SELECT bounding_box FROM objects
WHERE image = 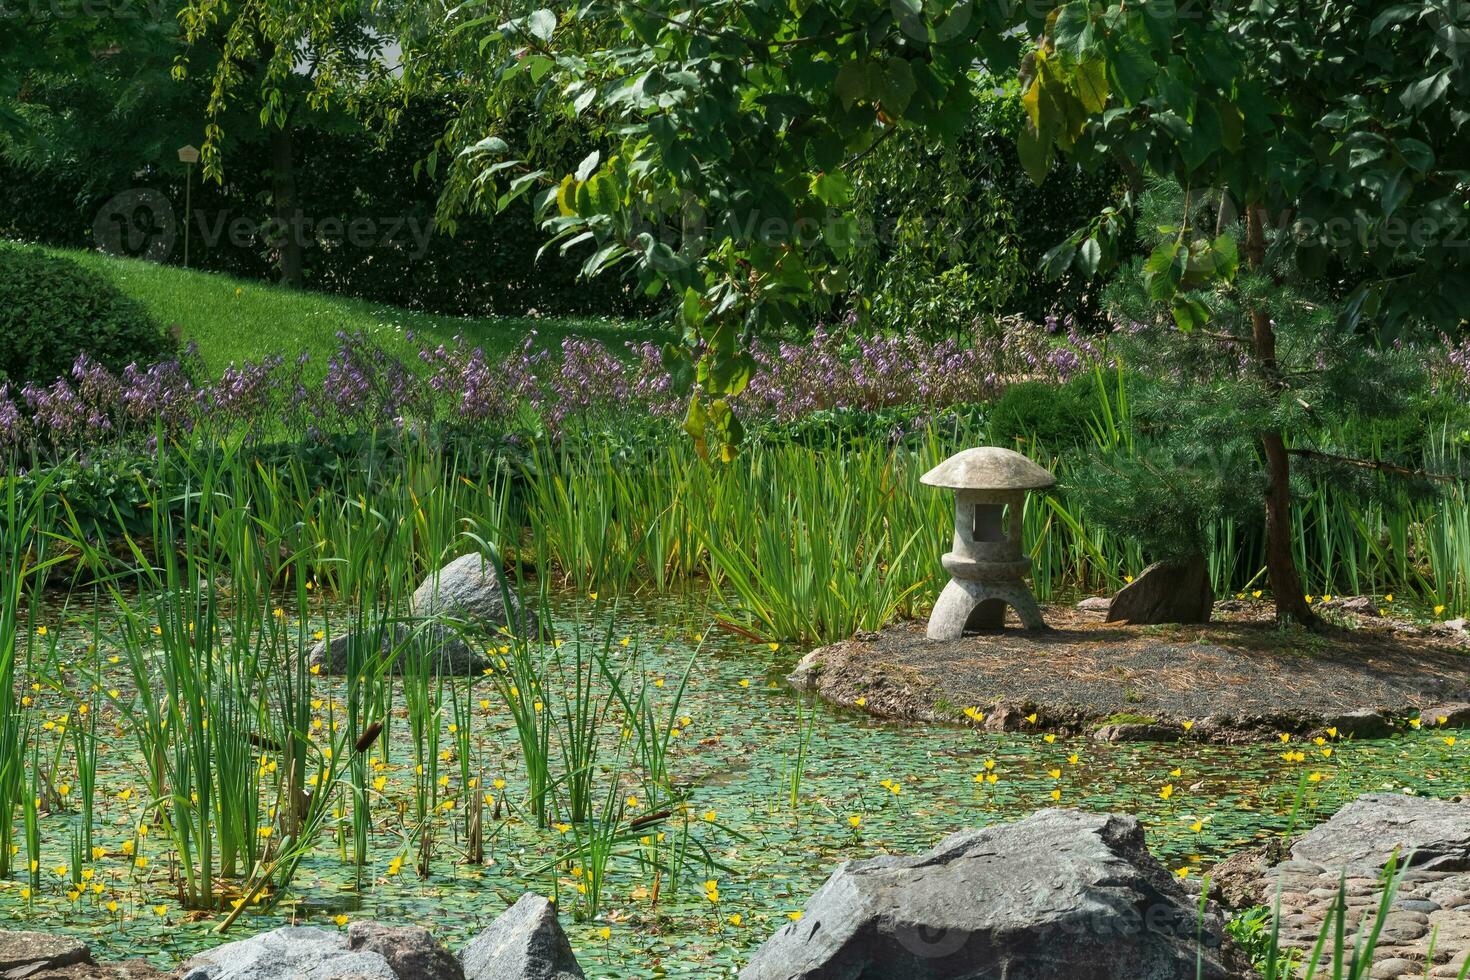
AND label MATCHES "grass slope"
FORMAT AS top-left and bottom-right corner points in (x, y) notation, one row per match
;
(25, 244), (658, 378)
